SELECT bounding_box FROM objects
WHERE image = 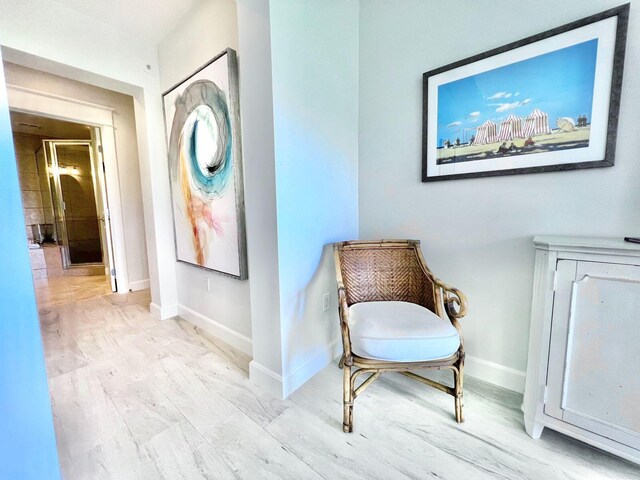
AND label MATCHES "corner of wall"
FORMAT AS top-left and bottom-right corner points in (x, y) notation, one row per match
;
(237, 0), (284, 383)
(266, 0), (360, 397)
(282, 338), (342, 397)
(249, 338), (342, 399)
(150, 301), (178, 321)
